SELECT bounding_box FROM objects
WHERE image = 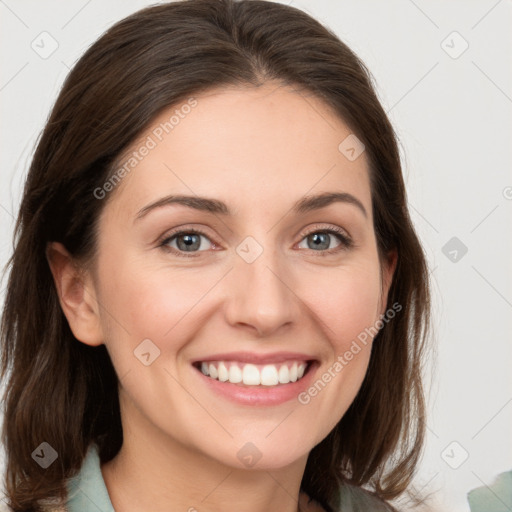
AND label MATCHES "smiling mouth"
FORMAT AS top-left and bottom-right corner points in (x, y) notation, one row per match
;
(193, 360), (313, 387)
